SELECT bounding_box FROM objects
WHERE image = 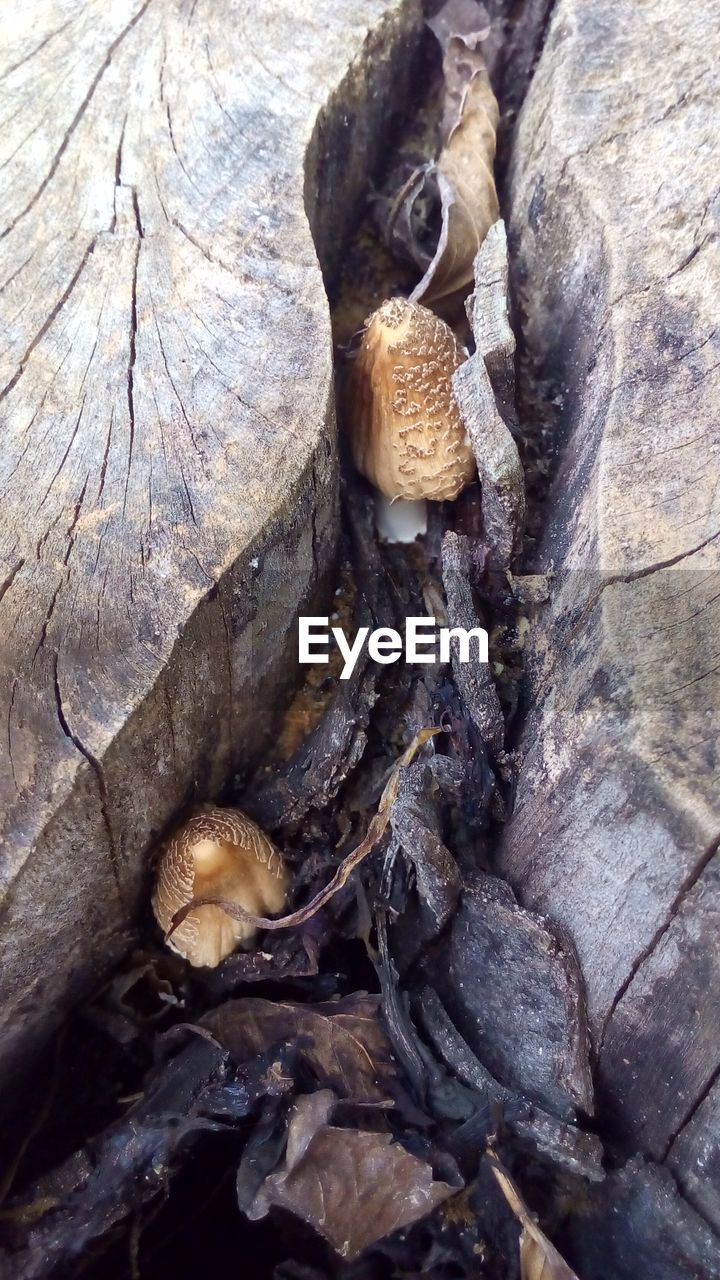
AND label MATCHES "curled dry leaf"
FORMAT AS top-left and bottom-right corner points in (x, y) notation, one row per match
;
(203, 994), (399, 1105)
(411, 37), (499, 312)
(487, 1148), (581, 1280)
(248, 1090), (457, 1259)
